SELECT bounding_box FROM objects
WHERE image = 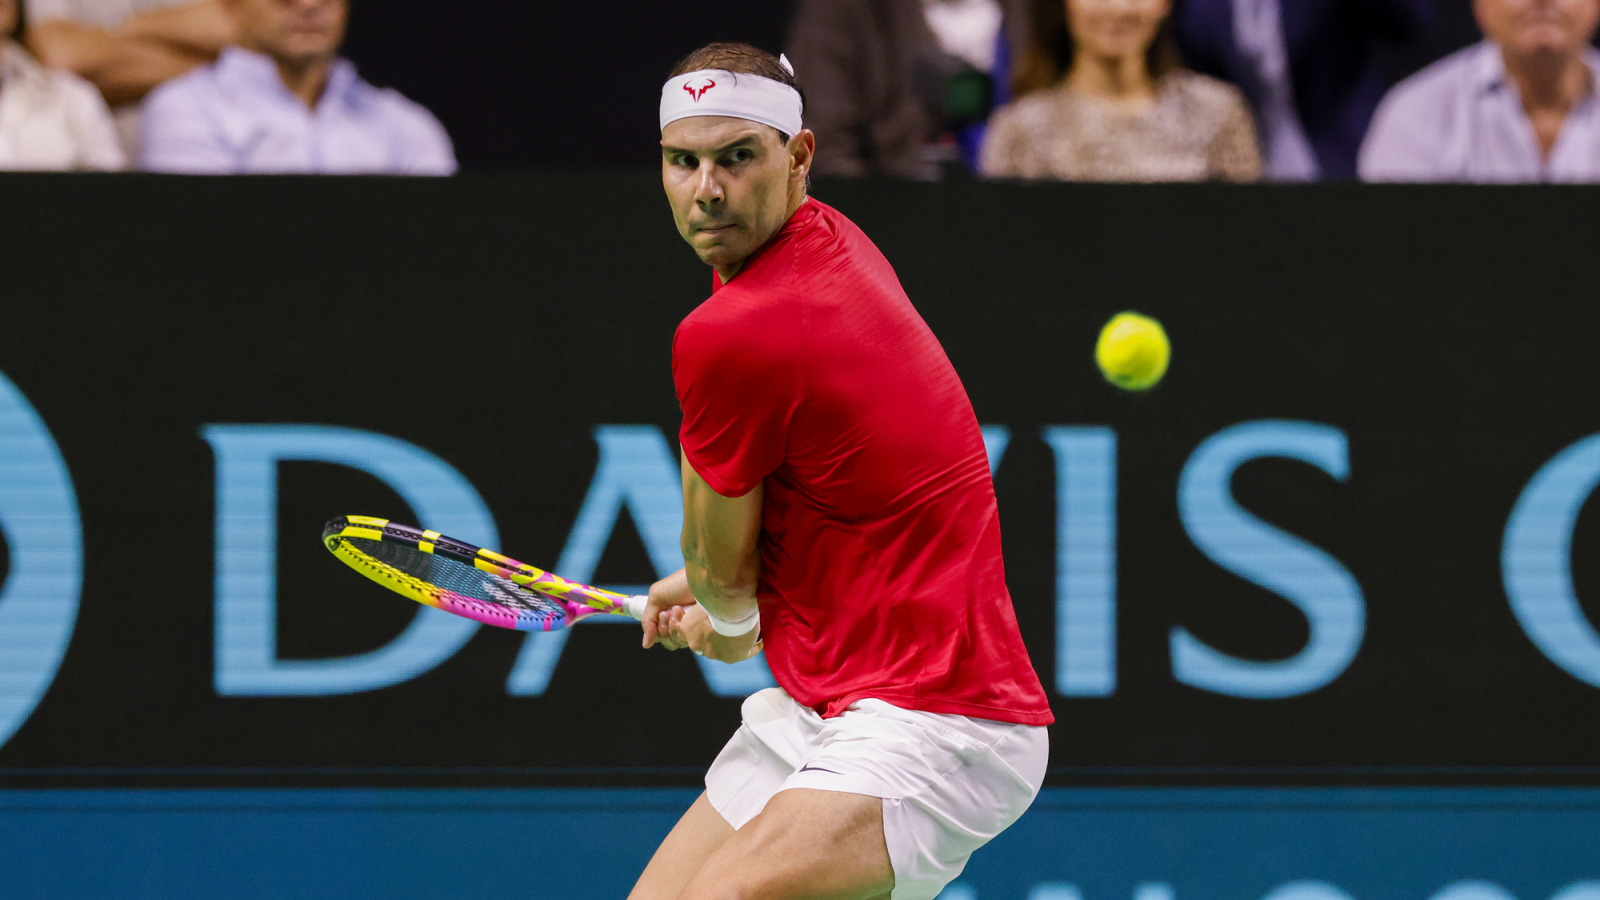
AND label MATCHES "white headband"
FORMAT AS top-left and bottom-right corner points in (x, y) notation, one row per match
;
(660, 57), (803, 137)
